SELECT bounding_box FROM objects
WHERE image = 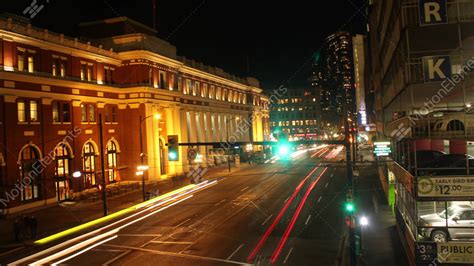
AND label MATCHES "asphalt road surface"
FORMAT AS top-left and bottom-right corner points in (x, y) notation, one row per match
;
(4, 146), (349, 266)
